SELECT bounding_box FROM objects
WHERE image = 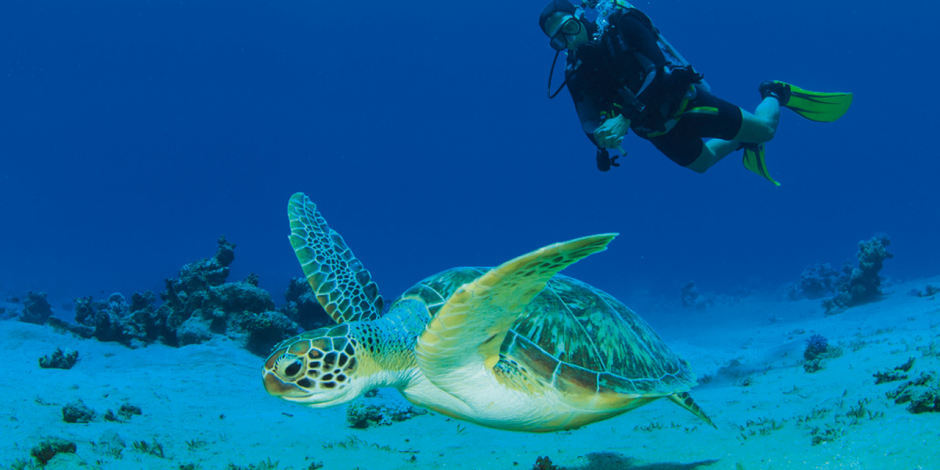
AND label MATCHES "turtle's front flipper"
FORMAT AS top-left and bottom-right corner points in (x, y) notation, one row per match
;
(415, 234), (617, 396)
(287, 192), (384, 324)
